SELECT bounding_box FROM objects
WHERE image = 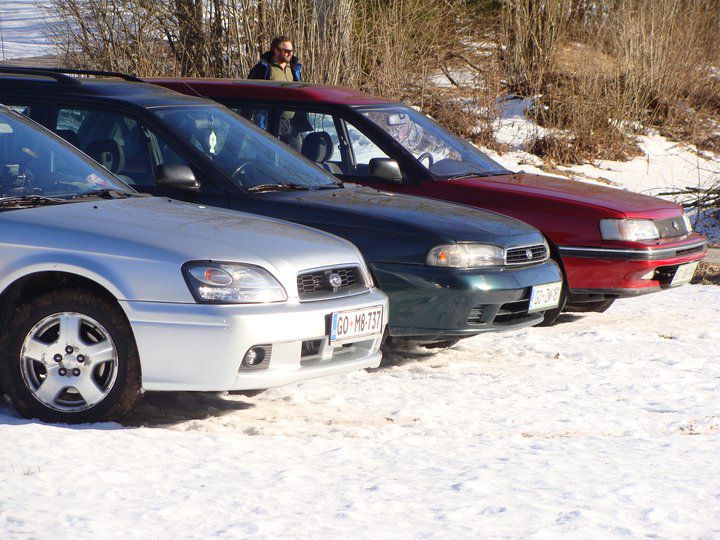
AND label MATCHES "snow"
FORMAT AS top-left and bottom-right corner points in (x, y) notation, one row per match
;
(0, 1), (54, 60)
(2, 285), (719, 537)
